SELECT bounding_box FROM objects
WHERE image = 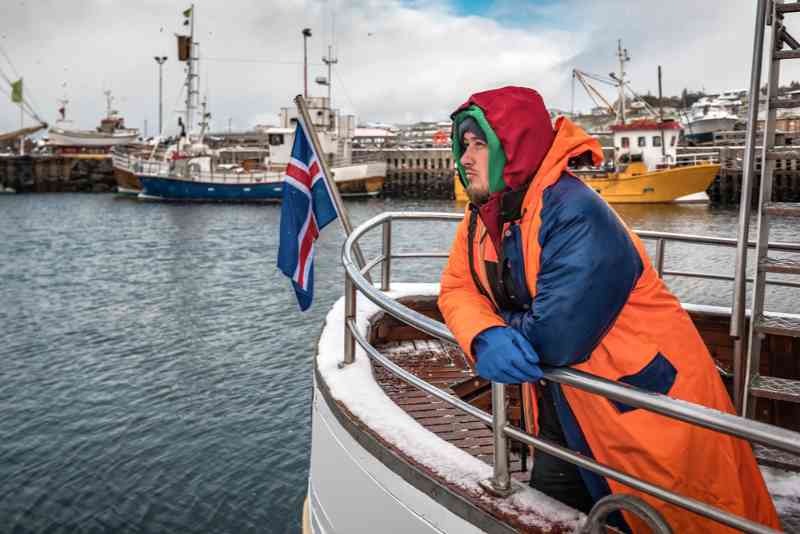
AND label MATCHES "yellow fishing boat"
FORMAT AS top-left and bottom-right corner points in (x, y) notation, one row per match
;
(579, 160), (719, 203)
(455, 160), (719, 204)
(455, 119), (720, 204)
